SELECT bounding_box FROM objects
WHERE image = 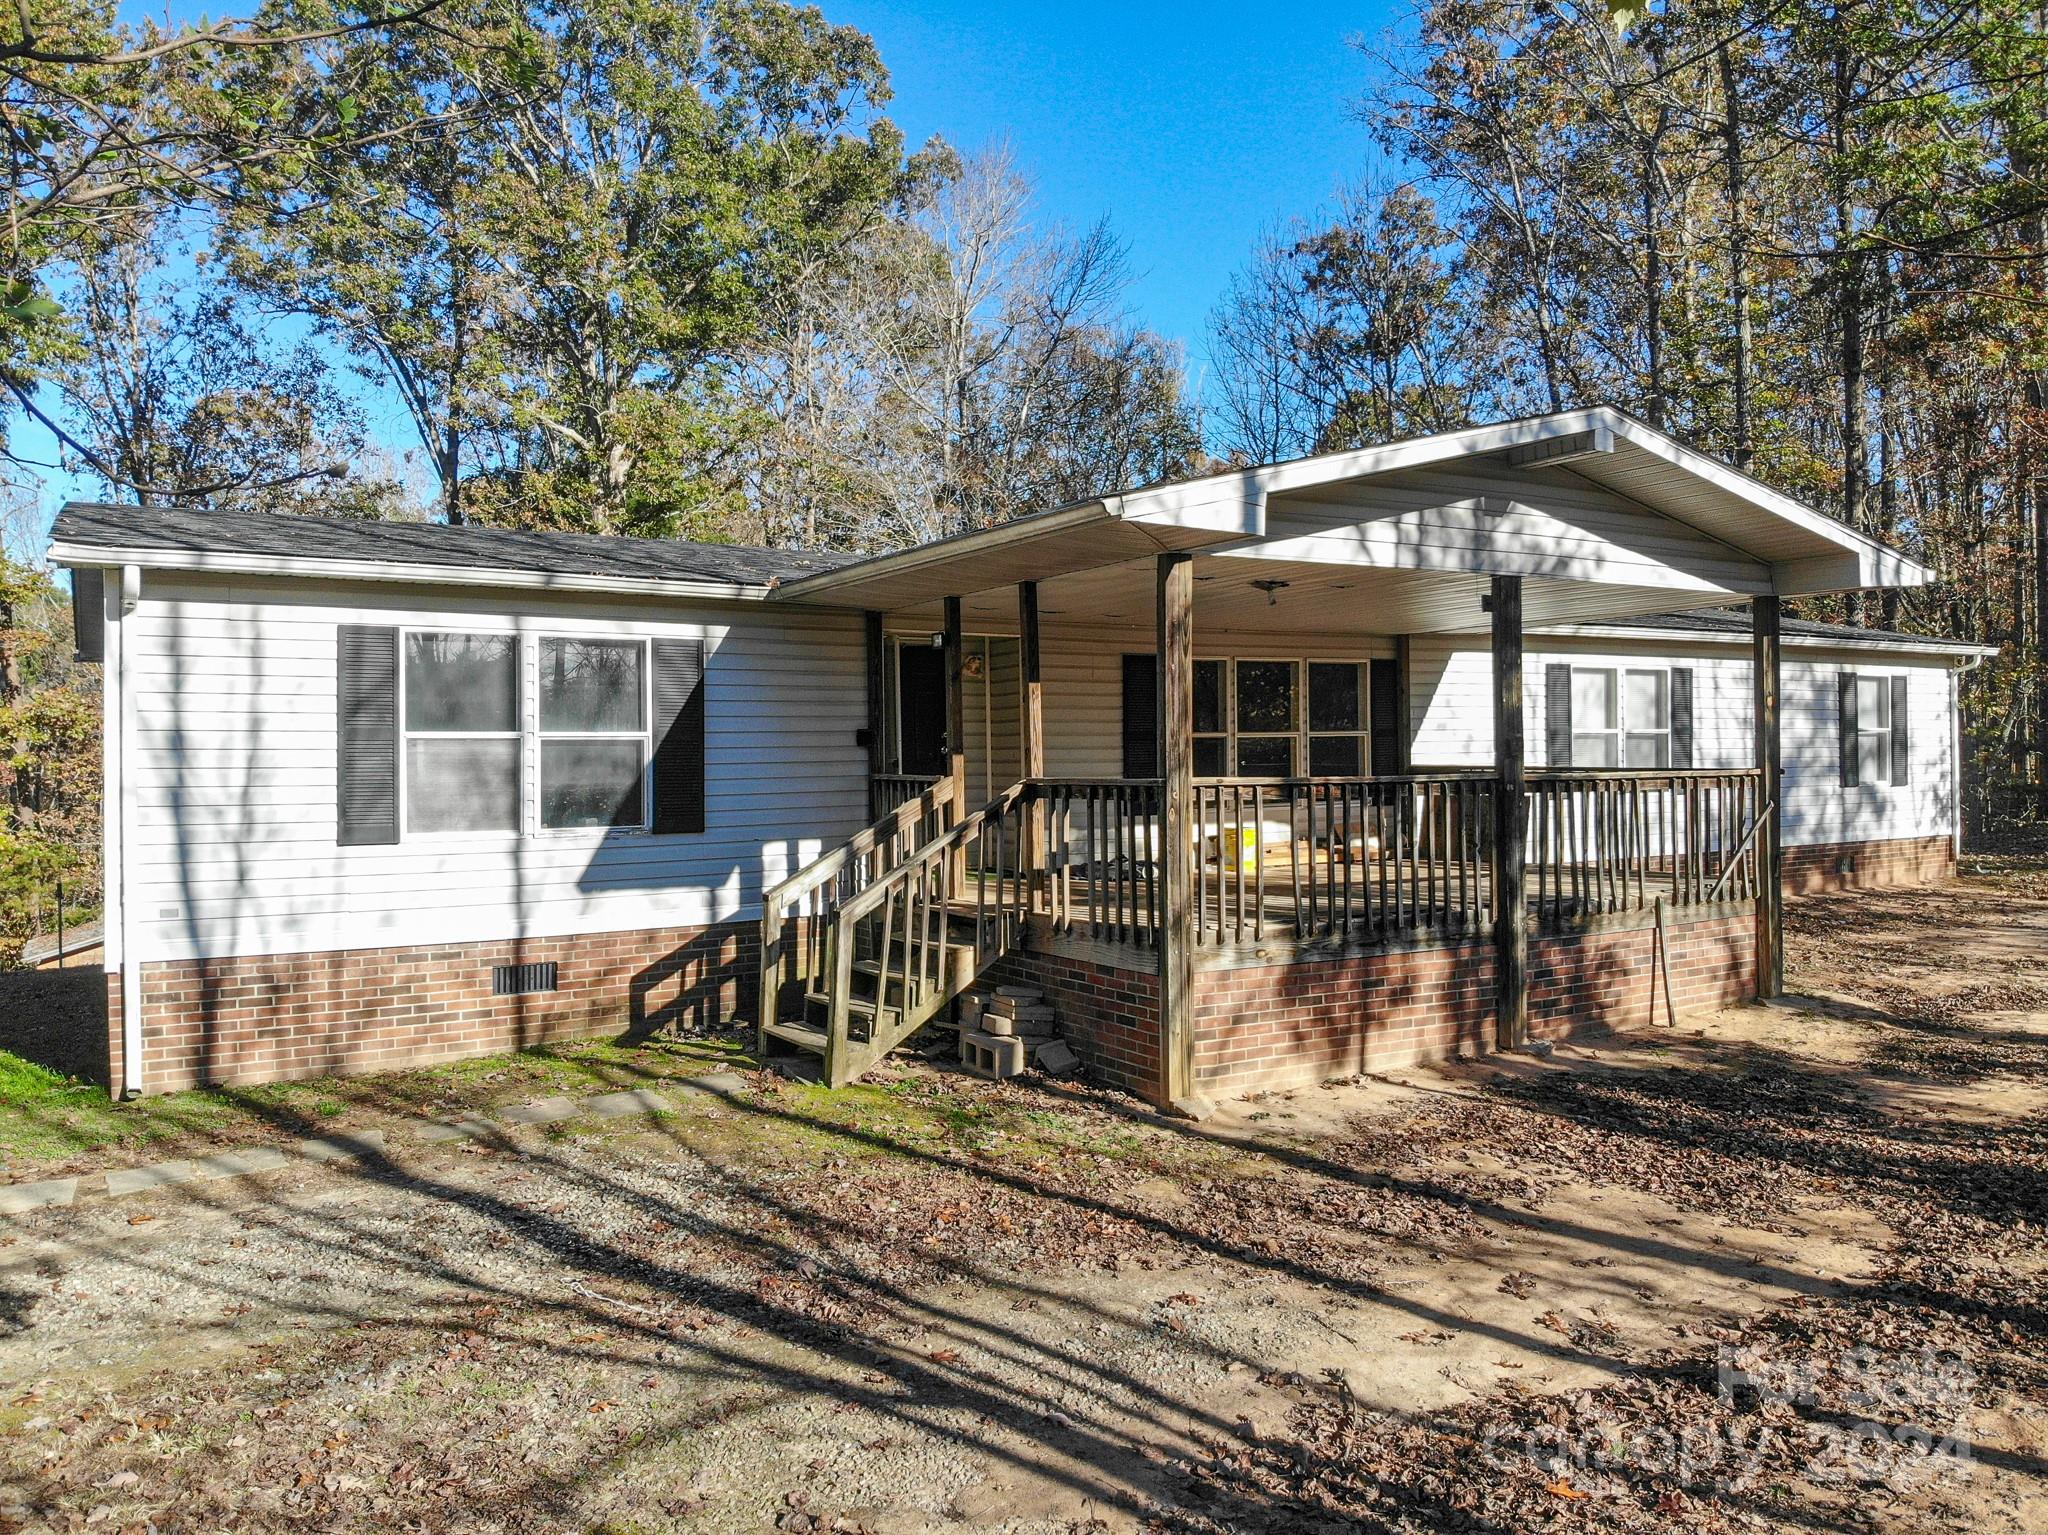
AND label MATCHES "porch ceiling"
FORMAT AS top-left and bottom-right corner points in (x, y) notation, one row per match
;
(882, 554), (1771, 638)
